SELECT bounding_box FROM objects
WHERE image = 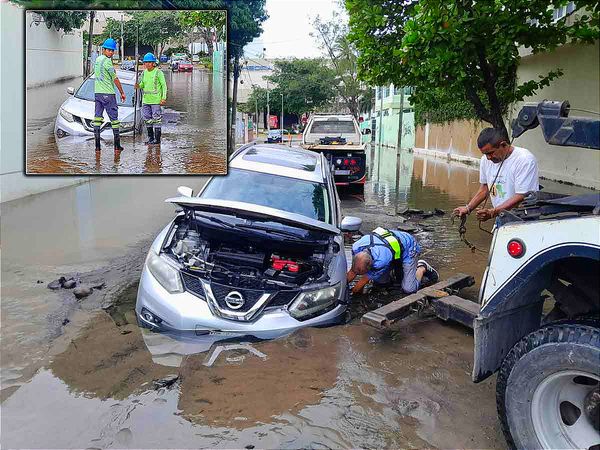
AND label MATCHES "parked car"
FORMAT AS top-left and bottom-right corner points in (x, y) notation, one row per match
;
(120, 60), (136, 71)
(135, 143), (362, 334)
(54, 70), (142, 138)
(266, 129), (288, 143)
(177, 60), (193, 72)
